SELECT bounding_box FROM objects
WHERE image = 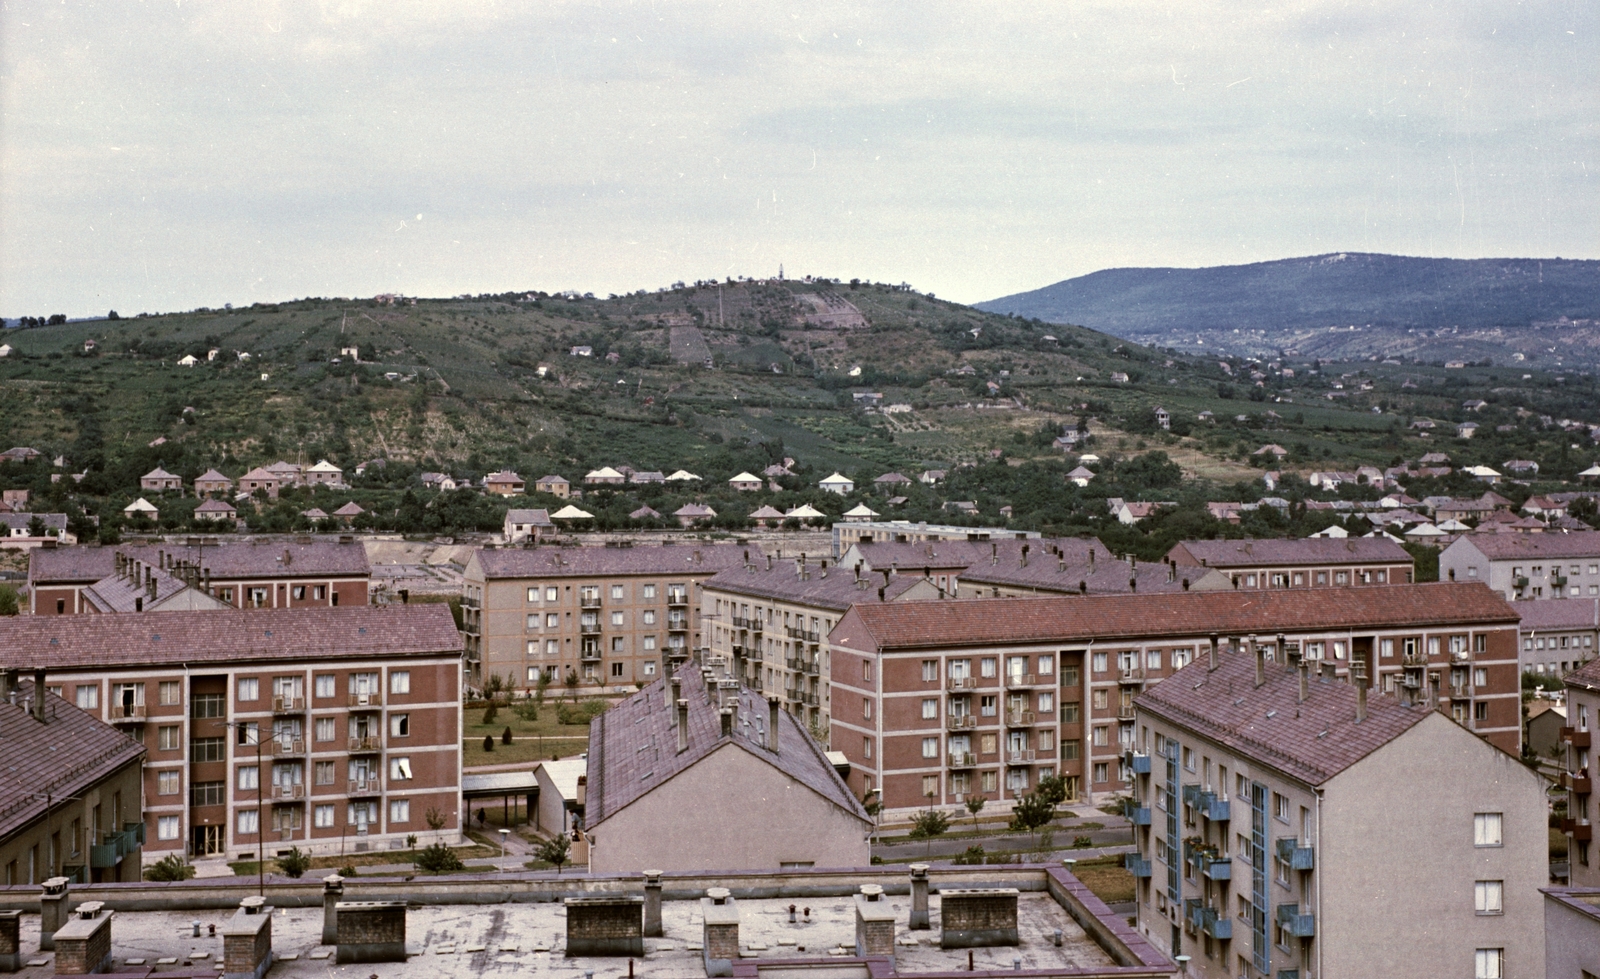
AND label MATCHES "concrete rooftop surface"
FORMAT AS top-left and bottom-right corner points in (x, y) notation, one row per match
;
(4, 893), (1117, 978)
